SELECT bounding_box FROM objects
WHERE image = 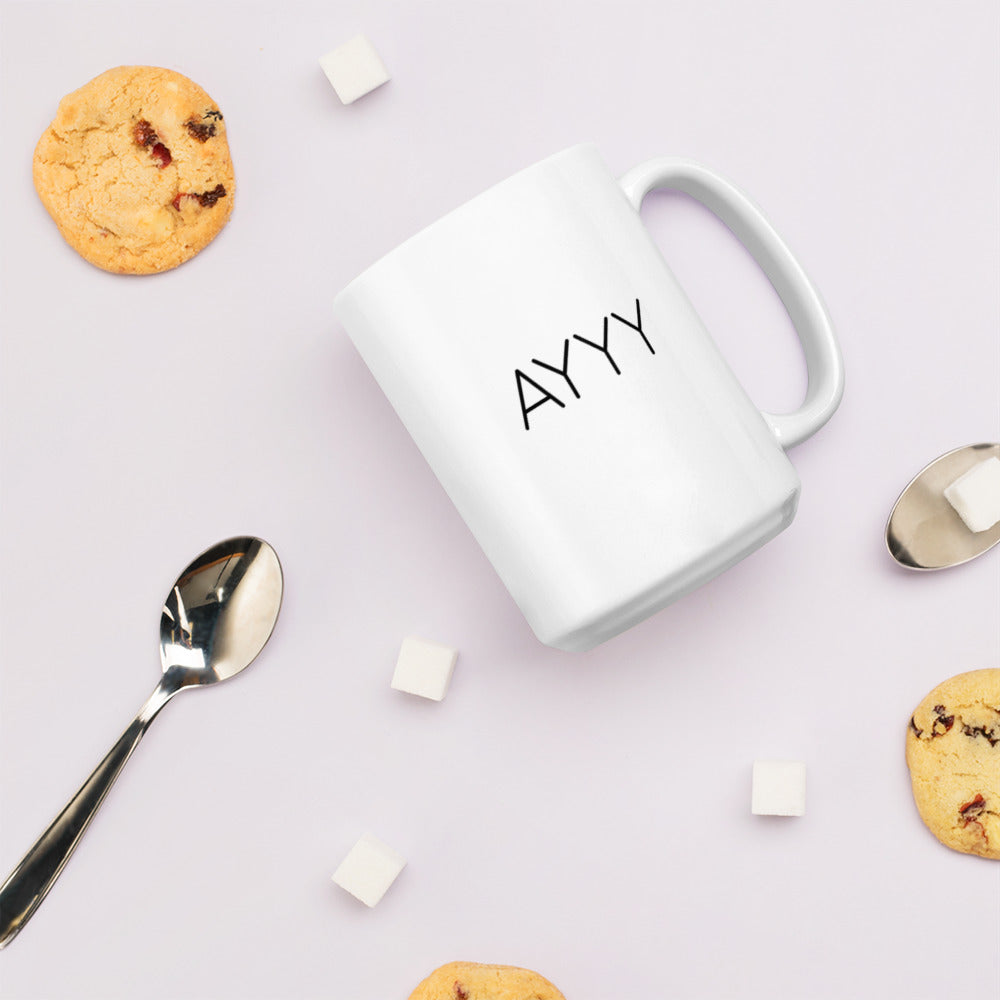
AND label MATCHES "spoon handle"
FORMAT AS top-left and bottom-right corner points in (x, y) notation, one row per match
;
(0, 684), (171, 948)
